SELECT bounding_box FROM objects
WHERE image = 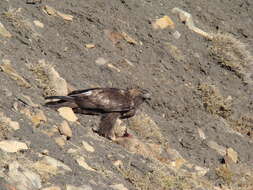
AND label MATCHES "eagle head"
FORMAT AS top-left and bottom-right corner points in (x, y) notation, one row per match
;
(129, 88), (151, 106)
